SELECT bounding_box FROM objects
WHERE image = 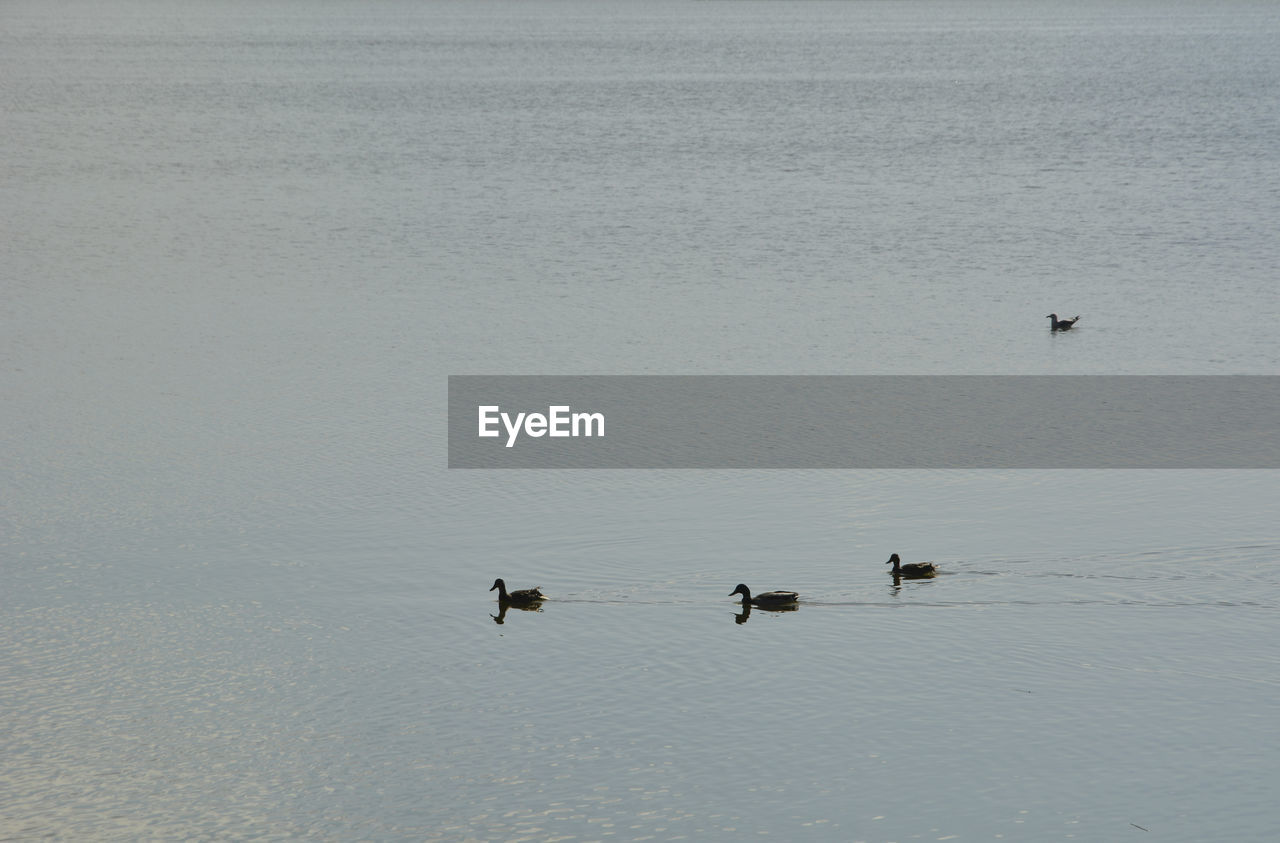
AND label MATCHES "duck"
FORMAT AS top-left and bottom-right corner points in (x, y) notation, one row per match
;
(490, 578), (545, 606)
(729, 583), (799, 606)
(1047, 313), (1080, 331)
(886, 553), (937, 577)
